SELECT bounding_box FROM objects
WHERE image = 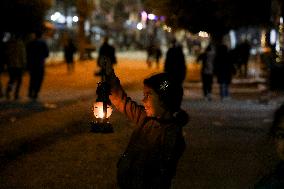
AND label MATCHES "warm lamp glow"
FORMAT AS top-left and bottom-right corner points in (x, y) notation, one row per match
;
(93, 102), (112, 119)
